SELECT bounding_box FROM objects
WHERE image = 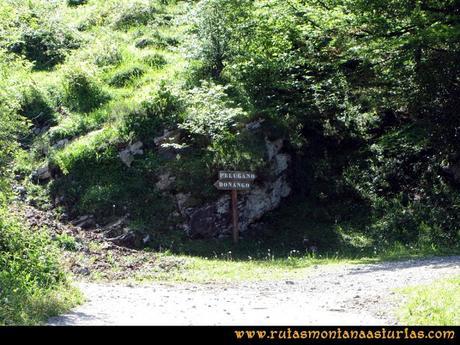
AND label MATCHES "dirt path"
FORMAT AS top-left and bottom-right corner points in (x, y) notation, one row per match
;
(48, 256), (460, 325)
